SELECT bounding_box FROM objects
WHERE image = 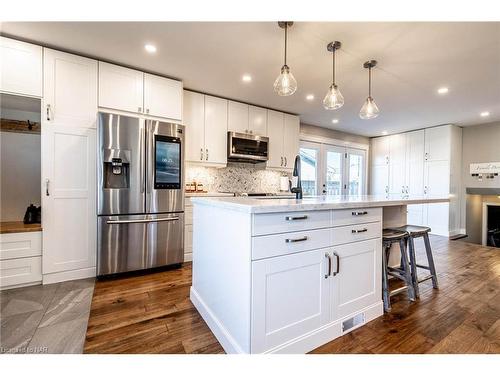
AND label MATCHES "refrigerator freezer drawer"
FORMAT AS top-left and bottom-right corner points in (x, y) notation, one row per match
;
(97, 212), (184, 276)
